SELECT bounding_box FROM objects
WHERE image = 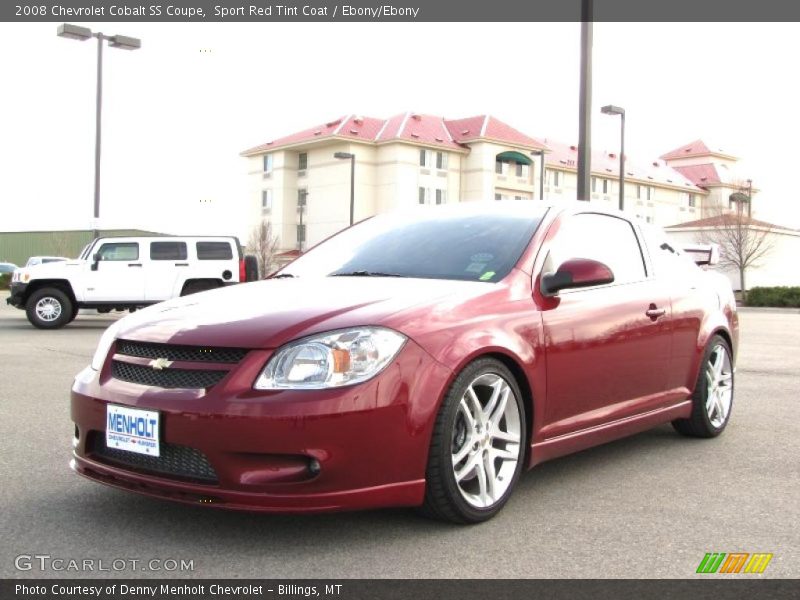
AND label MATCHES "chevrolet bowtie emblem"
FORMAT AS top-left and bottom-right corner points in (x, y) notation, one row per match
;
(149, 357), (173, 370)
